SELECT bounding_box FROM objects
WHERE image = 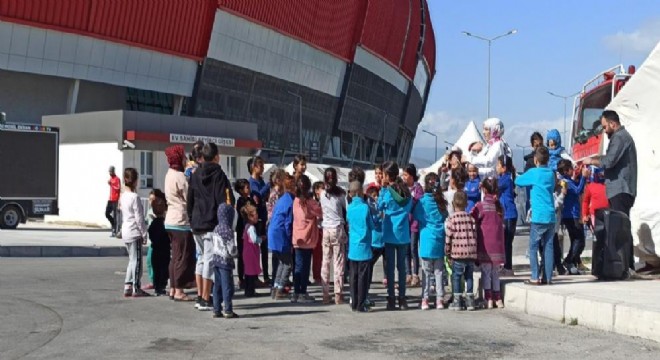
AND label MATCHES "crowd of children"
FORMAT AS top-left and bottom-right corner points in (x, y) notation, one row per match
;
(115, 127), (608, 316)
